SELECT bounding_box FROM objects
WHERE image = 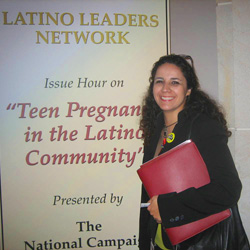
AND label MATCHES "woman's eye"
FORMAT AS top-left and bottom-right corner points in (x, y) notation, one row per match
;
(154, 80), (163, 84)
(172, 81), (180, 85)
